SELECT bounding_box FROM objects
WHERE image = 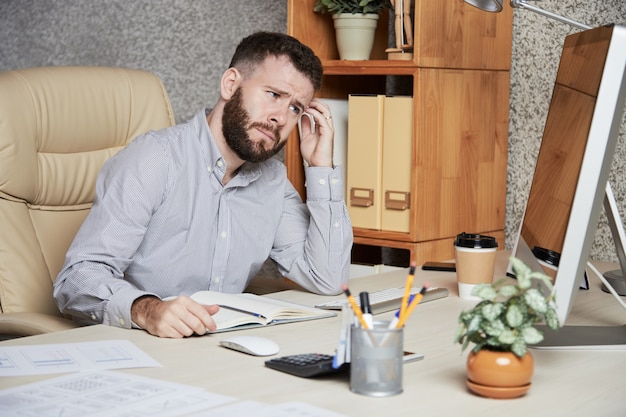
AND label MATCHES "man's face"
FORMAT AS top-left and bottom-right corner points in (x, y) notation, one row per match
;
(222, 56), (314, 163)
(222, 87), (284, 162)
